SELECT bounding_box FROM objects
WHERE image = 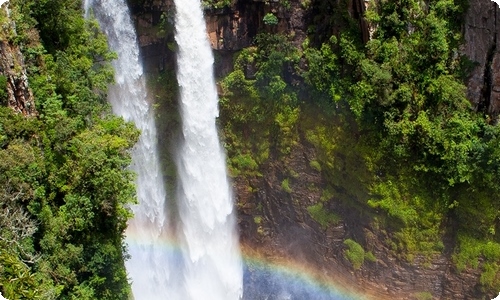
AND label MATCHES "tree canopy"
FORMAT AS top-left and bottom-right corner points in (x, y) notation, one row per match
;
(0, 0), (138, 298)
